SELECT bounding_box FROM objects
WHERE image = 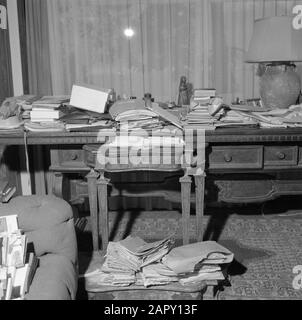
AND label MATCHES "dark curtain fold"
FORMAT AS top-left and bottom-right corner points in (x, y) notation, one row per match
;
(26, 0), (52, 95)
